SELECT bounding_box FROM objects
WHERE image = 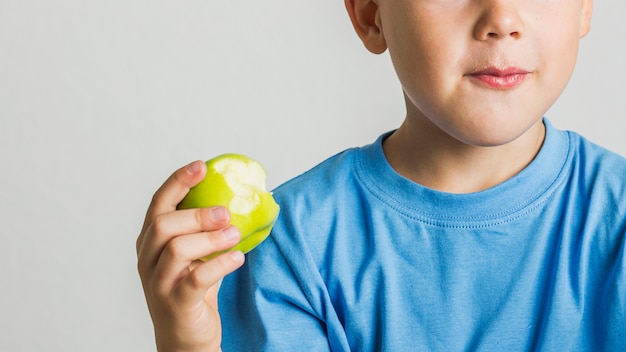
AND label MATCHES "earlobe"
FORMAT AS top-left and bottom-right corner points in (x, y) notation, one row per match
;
(344, 0), (387, 54)
(579, 0), (593, 37)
